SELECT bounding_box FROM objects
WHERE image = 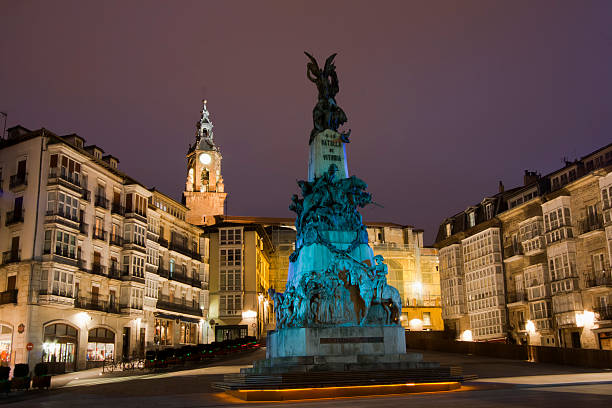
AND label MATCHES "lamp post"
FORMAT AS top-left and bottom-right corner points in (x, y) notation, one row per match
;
(525, 320), (536, 362)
